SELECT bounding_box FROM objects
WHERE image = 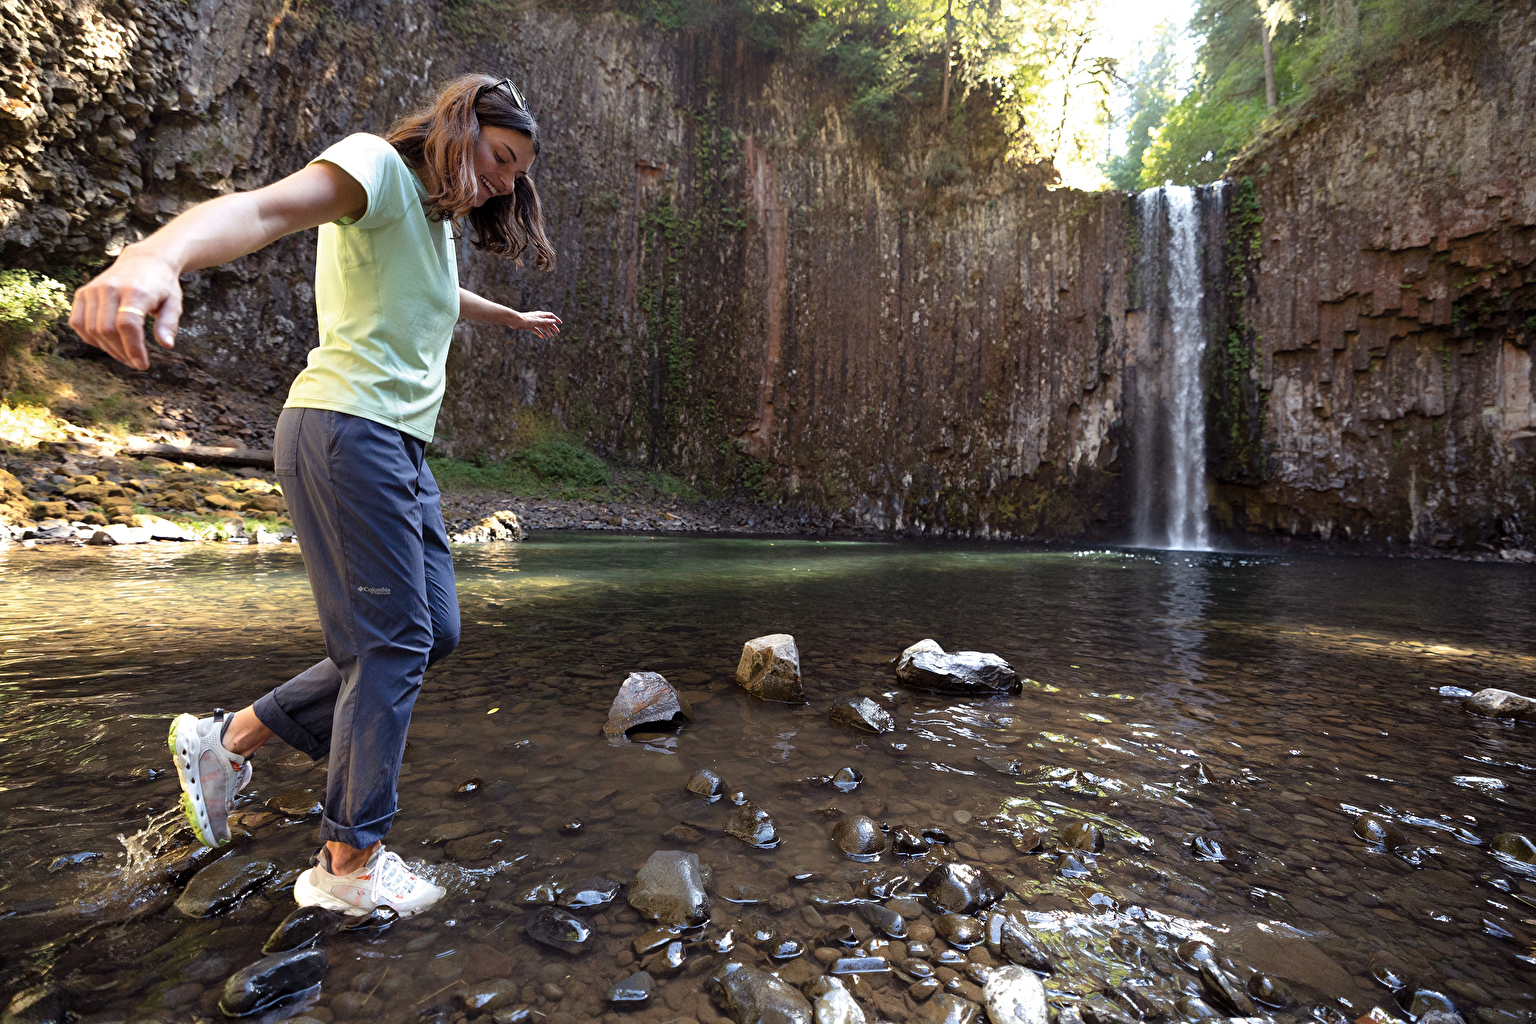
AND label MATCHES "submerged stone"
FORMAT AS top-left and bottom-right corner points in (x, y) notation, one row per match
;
(858, 903), (908, 939)
(935, 913), (983, 949)
(976, 756), (1022, 775)
(642, 939), (687, 975)
(525, 905), (593, 954)
(218, 948), (326, 1018)
(176, 856), (277, 918)
(687, 768), (726, 799)
(923, 862), (1007, 914)
(893, 827), (930, 855)
(1058, 822), (1103, 852)
(894, 639), (1021, 696)
(769, 938), (806, 960)
(829, 698), (894, 734)
(558, 877), (622, 910)
(735, 634), (806, 703)
(629, 850), (710, 926)
(262, 905), (341, 954)
(990, 913), (1052, 973)
(707, 961), (813, 1024)
(605, 671), (693, 737)
(267, 787), (323, 817)
(920, 992), (986, 1024)
(809, 977), (867, 1024)
(726, 803), (780, 848)
(832, 815), (886, 859)
(607, 971), (653, 1005)
(830, 957), (891, 974)
(1491, 832), (1536, 863)
(1198, 962), (1255, 1016)
(1353, 813), (1408, 850)
(831, 766), (863, 793)
(2, 984), (63, 1024)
